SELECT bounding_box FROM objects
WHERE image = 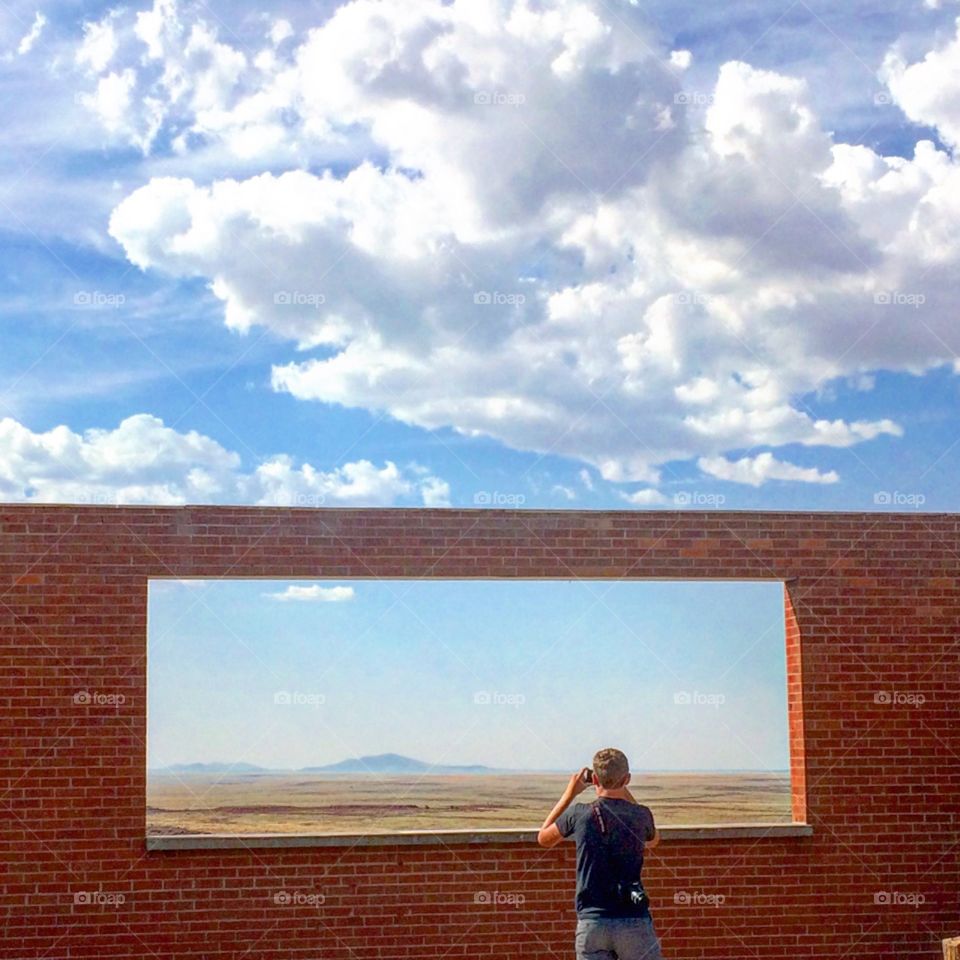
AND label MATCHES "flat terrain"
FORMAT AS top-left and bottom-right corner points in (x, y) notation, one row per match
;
(147, 772), (792, 835)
